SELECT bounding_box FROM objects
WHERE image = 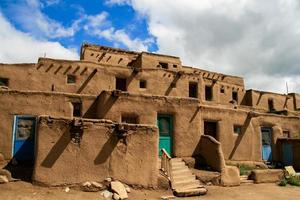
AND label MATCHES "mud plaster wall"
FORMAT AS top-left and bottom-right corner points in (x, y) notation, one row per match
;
(33, 117), (158, 187)
(246, 90), (294, 111)
(1, 58), (245, 105)
(294, 93), (300, 110)
(0, 90), (97, 159)
(96, 92), (300, 162)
